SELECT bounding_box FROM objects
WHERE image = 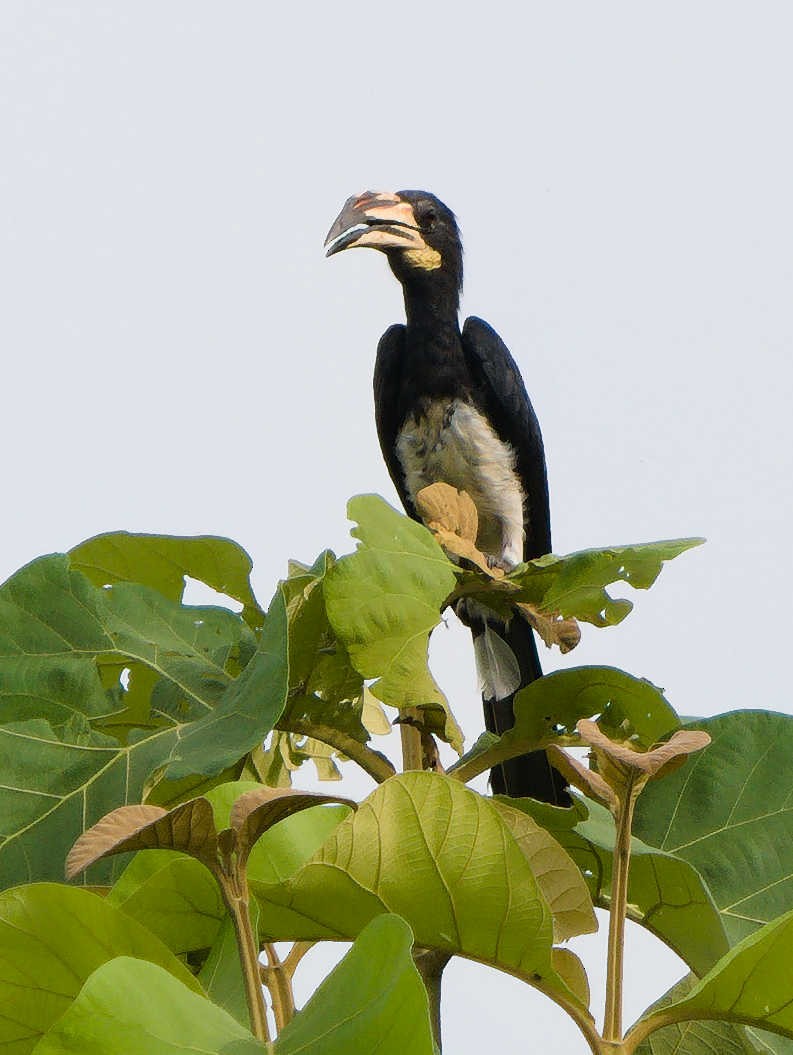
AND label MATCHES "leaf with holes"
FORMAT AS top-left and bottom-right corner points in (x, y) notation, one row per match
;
(450, 667), (679, 784)
(454, 538), (703, 628)
(69, 531), (263, 626)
